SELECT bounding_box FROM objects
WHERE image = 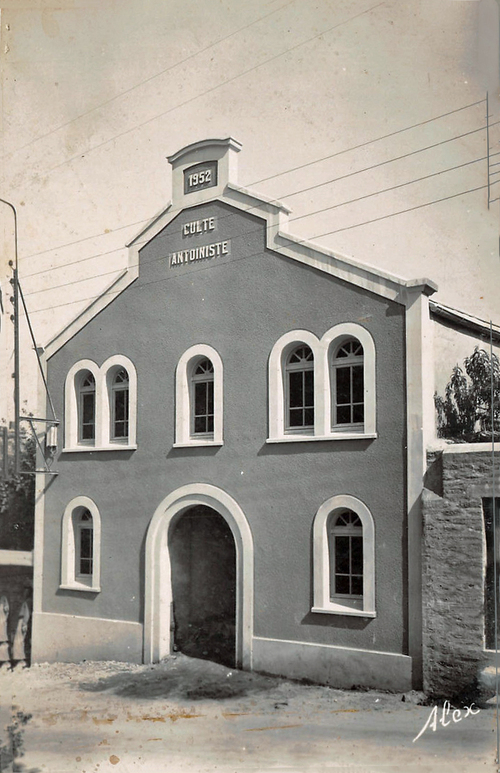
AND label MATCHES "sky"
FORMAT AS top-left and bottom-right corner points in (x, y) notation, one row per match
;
(0, 0), (499, 416)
